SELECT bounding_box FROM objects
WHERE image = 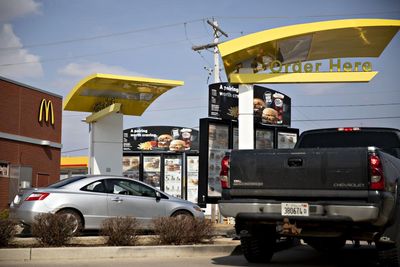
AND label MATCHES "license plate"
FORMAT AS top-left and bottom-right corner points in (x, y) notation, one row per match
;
(281, 203), (309, 216)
